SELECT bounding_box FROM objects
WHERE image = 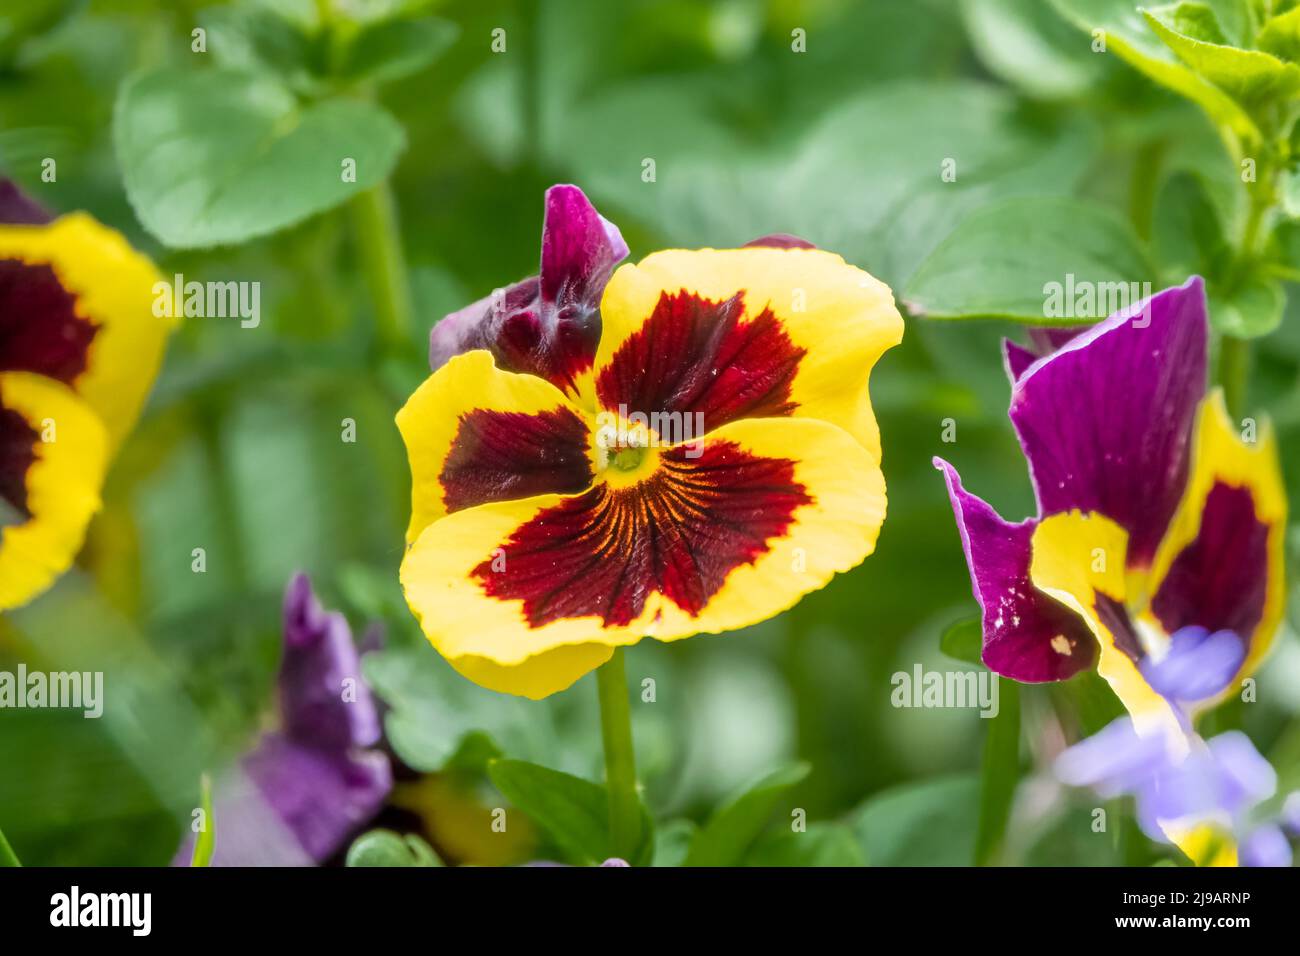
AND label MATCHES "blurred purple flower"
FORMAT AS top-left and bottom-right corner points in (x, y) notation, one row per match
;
(1055, 718), (1289, 865)
(174, 573), (391, 866)
(1240, 824), (1292, 868)
(1139, 626), (1246, 712)
(428, 184), (627, 396)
